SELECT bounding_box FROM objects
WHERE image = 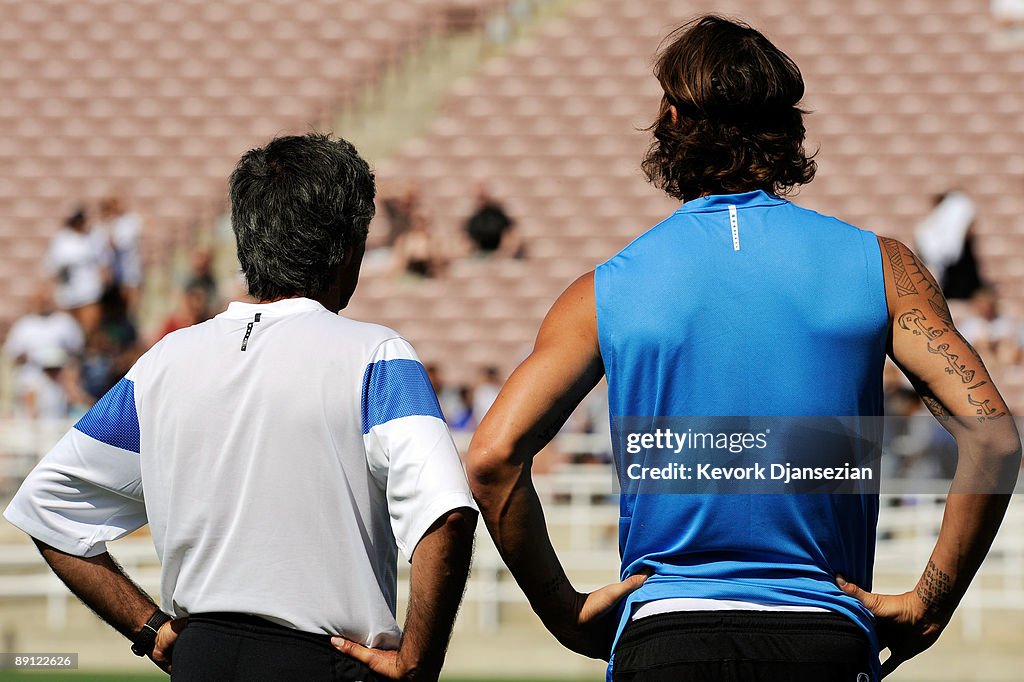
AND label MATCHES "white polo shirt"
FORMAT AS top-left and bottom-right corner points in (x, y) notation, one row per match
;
(4, 297), (476, 648)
